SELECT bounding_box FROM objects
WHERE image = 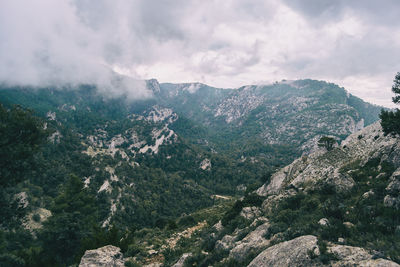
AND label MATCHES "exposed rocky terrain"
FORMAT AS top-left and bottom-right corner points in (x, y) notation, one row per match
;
(100, 121), (400, 266)
(79, 245), (125, 267)
(156, 79), (381, 153)
(0, 79), (391, 266)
